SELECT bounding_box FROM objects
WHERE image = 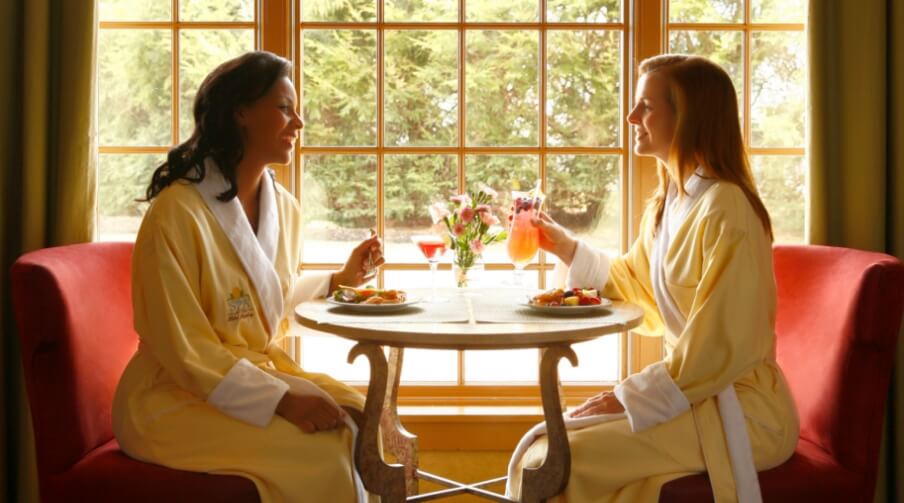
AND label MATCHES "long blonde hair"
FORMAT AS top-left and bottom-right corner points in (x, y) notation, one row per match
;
(639, 54), (773, 241)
